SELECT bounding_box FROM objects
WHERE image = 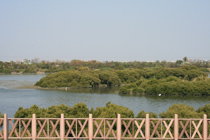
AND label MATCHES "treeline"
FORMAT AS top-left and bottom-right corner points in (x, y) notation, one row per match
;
(1, 102), (210, 119)
(35, 66), (209, 95)
(0, 59), (209, 74)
